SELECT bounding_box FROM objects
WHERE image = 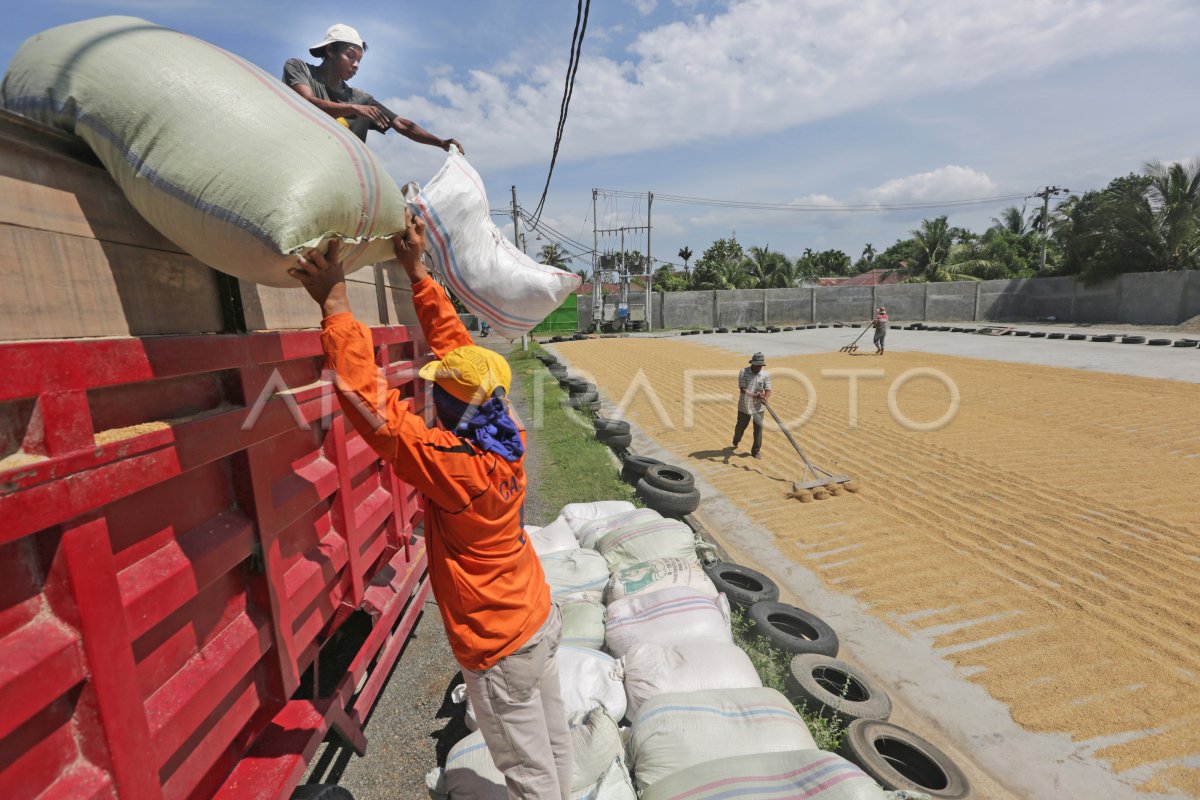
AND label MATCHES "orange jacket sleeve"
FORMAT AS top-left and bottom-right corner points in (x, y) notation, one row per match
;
(411, 277), (473, 358)
(320, 312), (490, 512)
